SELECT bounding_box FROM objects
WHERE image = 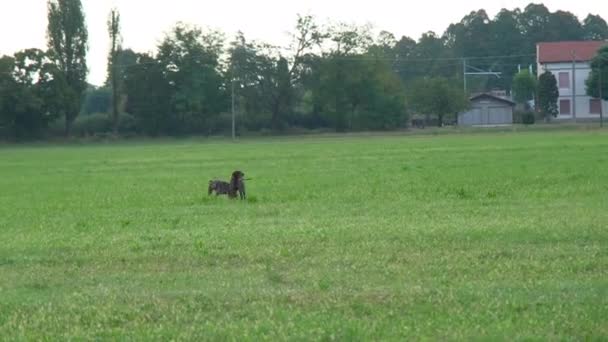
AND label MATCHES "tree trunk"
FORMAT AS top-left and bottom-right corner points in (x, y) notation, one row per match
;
(349, 104), (358, 131)
(65, 115), (72, 137)
(112, 72), (119, 135)
(271, 100), (281, 131)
